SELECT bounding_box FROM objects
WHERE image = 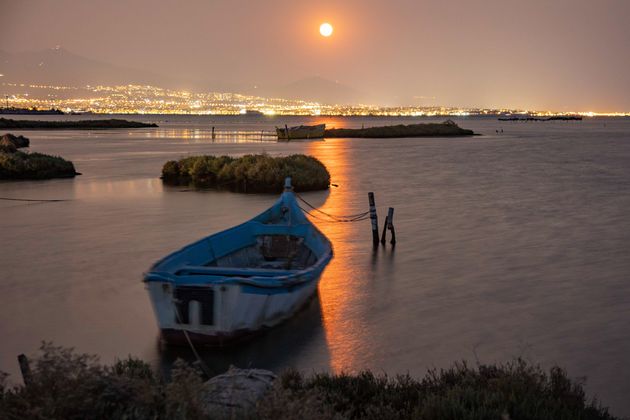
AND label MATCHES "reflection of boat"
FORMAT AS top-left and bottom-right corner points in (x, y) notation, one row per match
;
(144, 178), (333, 346)
(276, 124), (325, 140)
